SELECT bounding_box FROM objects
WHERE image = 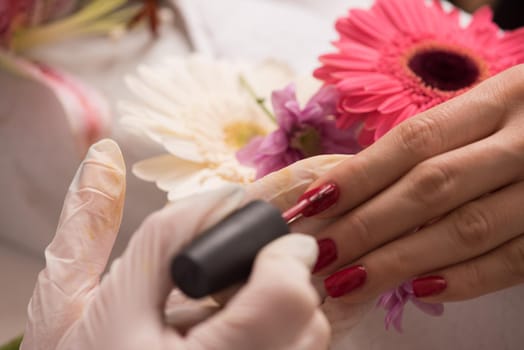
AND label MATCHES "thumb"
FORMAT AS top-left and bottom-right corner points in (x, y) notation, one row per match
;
(22, 139), (126, 350)
(187, 234), (326, 350)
